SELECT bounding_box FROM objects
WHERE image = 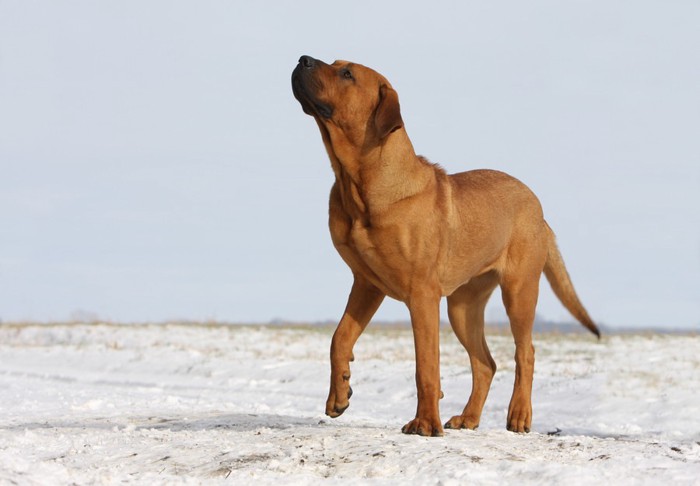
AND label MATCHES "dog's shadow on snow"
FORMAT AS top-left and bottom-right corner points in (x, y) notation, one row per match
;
(138, 413), (330, 432)
(6, 413), (641, 442)
(4, 413), (376, 433)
